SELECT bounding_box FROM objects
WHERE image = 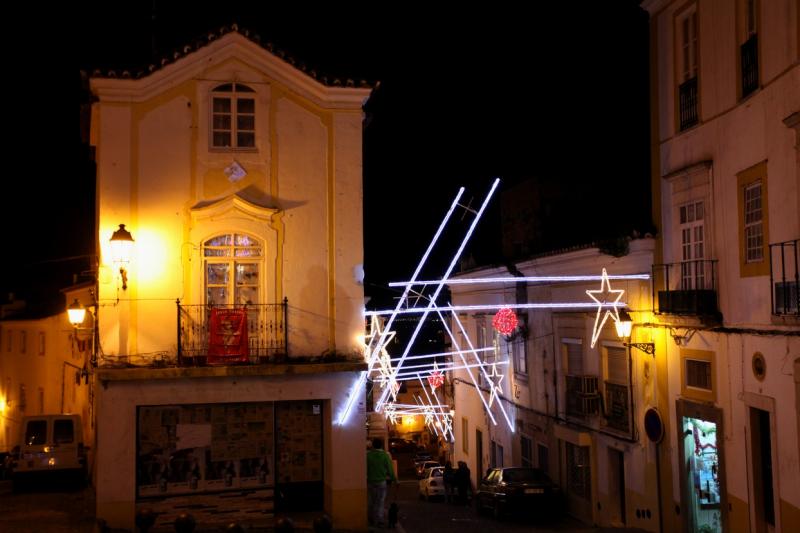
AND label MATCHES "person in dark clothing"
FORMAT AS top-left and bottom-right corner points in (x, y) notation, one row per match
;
(443, 461), (456, 503)
(455, 461), (471, 504)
